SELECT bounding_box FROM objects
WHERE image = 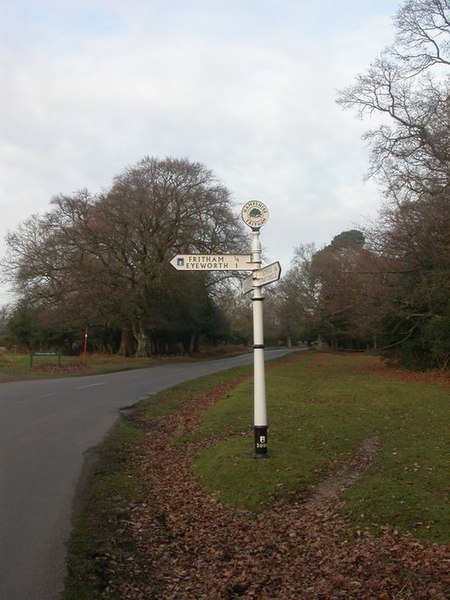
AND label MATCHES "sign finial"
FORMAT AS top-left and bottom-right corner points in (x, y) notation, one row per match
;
(241, 200), (269, 229)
